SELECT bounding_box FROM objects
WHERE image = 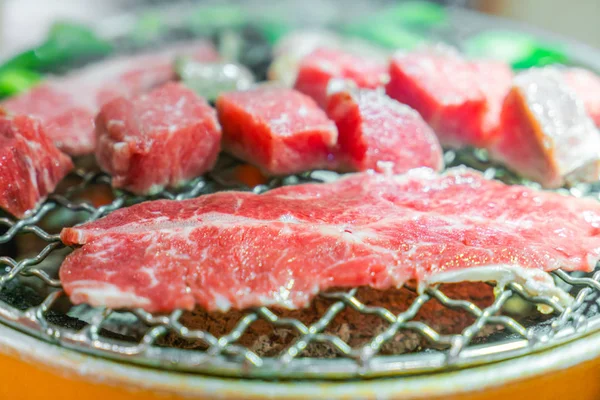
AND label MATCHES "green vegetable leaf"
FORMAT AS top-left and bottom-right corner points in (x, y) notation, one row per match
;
(44, 21), (113, 59)
(0, 21), (112, 73)
(341, 22), (426, 49)
(258, 20), (291, 45)
(383, 1), (447, 28)
(0, 50), (39, 72)
(0, 69), (42, 97)
(464, 31), (568, 69)
(130, 12), (165, 44)
(512, 47), (569, 69)
(187, 5), (247, 34)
